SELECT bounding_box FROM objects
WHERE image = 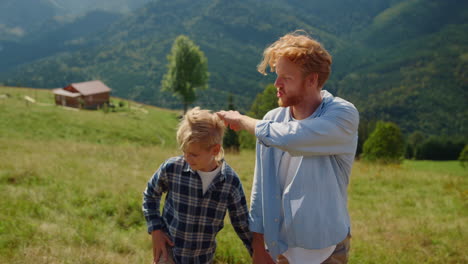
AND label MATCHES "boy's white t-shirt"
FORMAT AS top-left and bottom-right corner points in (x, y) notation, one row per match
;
(197, 166), (221, 195)
(278, 151), (336, 264)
